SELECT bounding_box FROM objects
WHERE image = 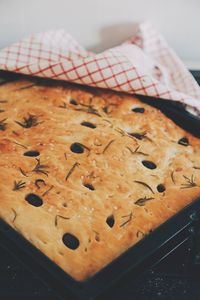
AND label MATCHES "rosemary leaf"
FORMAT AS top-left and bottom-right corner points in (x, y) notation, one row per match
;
(14, 83), (36, 91)
(42, 185), (54, 196)
(171, 171), (176, 184)
(102, 139), (115, 154)
(135, 196), (154, 206)
(19, 167), (28, 177)
(12, 141), (28, 149)
(134, 180), (155, 194)
(65, 162), (80, 181)
(35, 179), (46, 189)
(128, 131), (152, 142)
(120, 212), (133, 227)
(55, 215), (70, 226)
